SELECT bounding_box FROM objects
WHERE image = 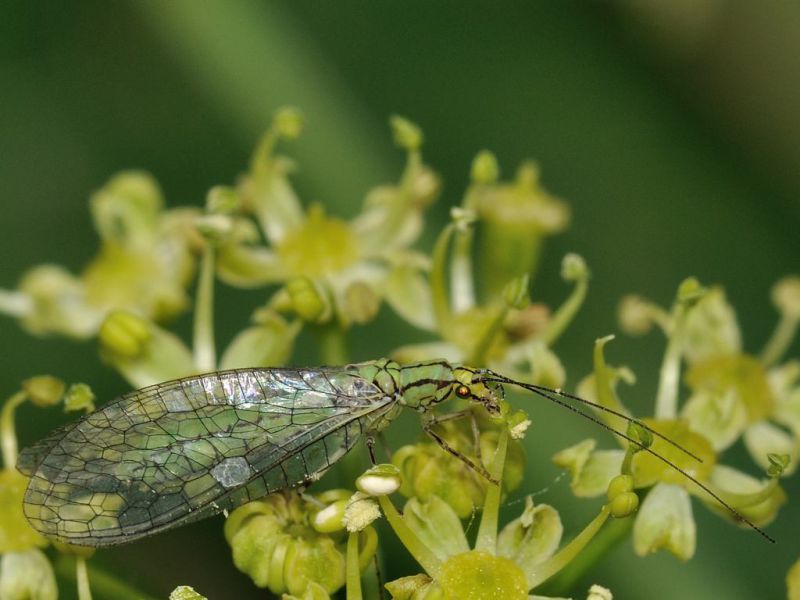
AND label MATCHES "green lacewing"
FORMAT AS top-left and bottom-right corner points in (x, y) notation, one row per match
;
(17, 358), (770, 547)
